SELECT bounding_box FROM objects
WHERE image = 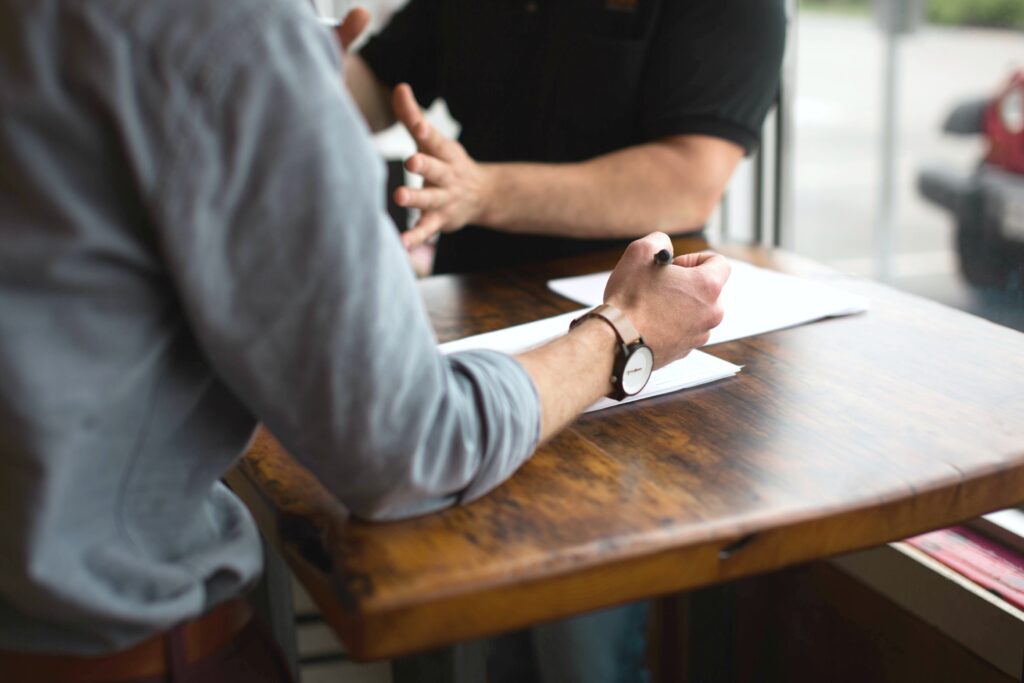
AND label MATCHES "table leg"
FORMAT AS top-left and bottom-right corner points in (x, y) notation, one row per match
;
(392, 641), (487, 683)
(391, 647), (456, 683)
(688, 584), (737, 683)
(251, 538), (301, 682)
